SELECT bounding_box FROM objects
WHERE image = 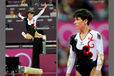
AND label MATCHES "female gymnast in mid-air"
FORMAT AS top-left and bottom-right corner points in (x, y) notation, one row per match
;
(18, 3), (47, 68)
(18, 3), (47, 39)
